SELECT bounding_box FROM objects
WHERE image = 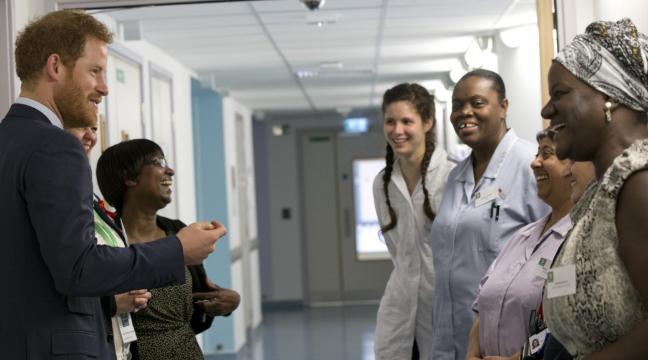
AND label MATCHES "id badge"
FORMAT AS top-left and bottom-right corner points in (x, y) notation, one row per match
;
(474, 186), (499, 207)
(118, 313), (137, 344)
(546, 264), (576, 299)
(529, 328), (549, 355)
